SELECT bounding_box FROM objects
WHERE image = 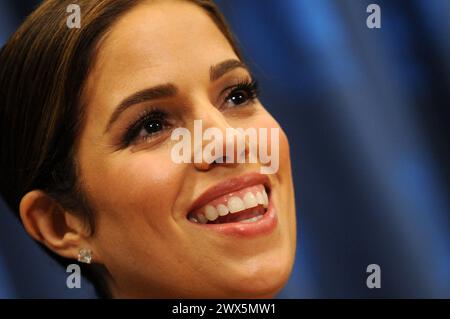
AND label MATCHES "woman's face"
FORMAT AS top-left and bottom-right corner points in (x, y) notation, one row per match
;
(77, 0), (296, 298)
